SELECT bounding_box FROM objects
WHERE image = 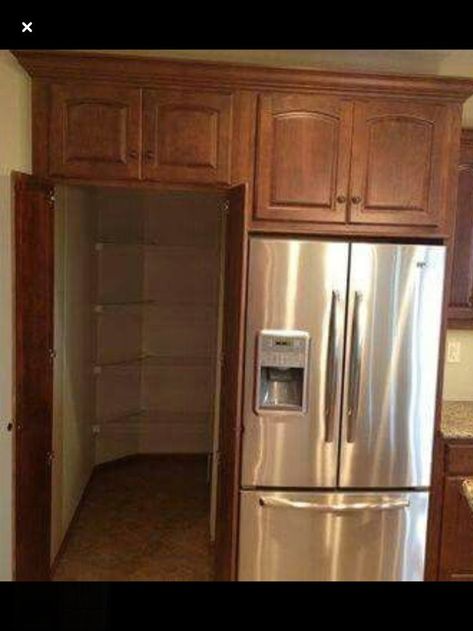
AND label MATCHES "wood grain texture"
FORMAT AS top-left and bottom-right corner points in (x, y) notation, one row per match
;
(214, 184), (247, 581)
(13, 50), (473, 102)
(349, 99), (450, 229)
(17, 51), (471, 241)
(142, 89), (233, 185)
(254, 93), (352, 223)
(438, 462), (473, 581)
(49, 83), (142, 180)
(13, 172), (55, 581)
(448, 129), (473, 326)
